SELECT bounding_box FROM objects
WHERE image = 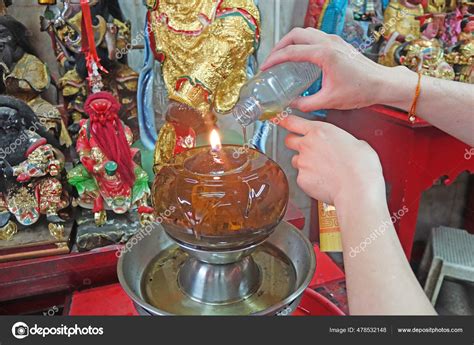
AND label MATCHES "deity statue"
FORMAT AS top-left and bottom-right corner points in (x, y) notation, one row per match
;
(0, 96), (69, 241)
(445, 16), (474, 83)
(0, 15), (71, 146)
(378, 0), (424, 67)
(381, 0), (424, 42)
(67, 92), (153, 226)
(395, 37), (456, 79)
(140, 0), (260, 164)
(39, 0), (139, 137)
